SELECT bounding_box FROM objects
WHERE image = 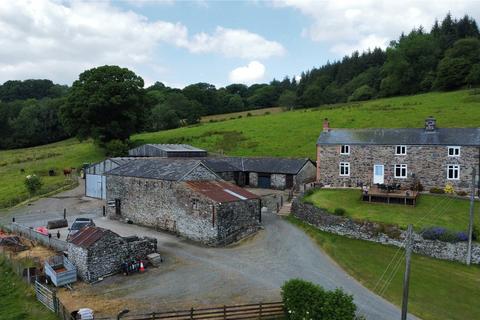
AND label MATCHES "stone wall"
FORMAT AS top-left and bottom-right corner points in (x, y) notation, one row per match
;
(249, 172), (258, 187)
(67, 231), (157, 283)
(107, 176), (218, 244)
(183, 164), (220, 180)
(317, 144), (479, 192)
(271, 174), (286, 189)
(291, 198), (480, 264)
(216, 199), (261, 245)
(295, 161), (317, 187)
(106, 176), (261, 246)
